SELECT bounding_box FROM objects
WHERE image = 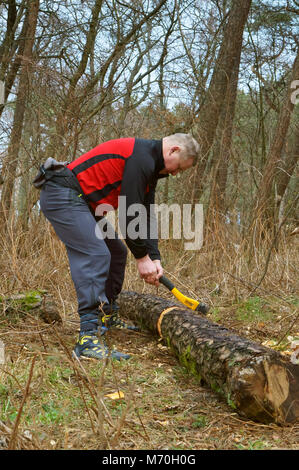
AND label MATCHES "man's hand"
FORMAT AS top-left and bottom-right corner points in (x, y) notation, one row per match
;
(136, 256), (163, 286)
(153, 259), (163, 281)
